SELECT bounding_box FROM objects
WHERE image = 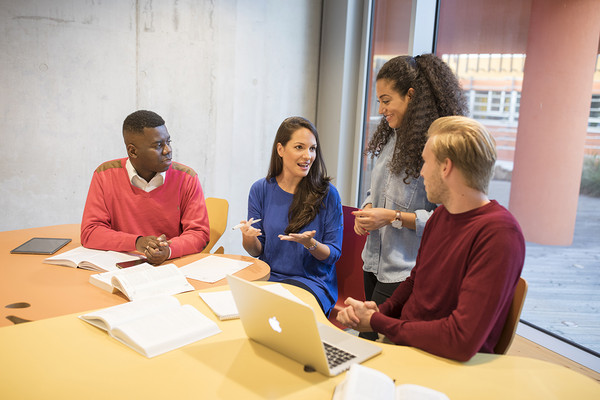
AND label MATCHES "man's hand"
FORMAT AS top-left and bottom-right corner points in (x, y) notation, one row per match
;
(336, 297), (379, 332)
(135, 234), (171, 265)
